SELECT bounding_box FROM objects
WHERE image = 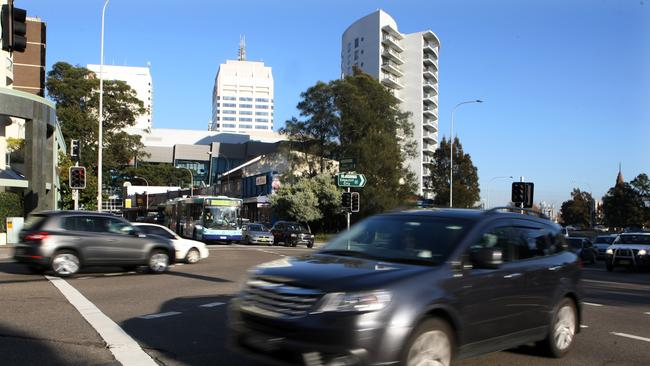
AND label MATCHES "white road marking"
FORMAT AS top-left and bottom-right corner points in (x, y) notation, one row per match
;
(583, 302), (604, 307)
(580, 325), (589, 328)
(611, 332), (650, 343)
(137, 311), (182, 320)
(200, 302), (225, 308)
(257, 249), (287, 257)
(45, 275), (157, 366)
(644, 312), (650, 315)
